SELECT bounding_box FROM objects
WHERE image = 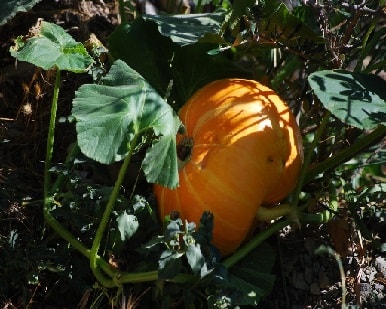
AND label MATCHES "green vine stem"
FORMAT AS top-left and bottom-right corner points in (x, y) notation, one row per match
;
(355, 17), (377, 72)
(292, 111), (331, 209)
(43, 69), (61, 199)
(42, 136), (160, 285)
(304, 124), (386, 184)
(40, 67), (118, 285)
(223, 219), (290, 268)
(89, 138), (137, 286)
